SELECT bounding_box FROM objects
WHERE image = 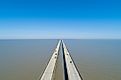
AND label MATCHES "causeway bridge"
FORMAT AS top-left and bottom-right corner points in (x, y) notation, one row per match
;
(39, 40), (83, 80)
